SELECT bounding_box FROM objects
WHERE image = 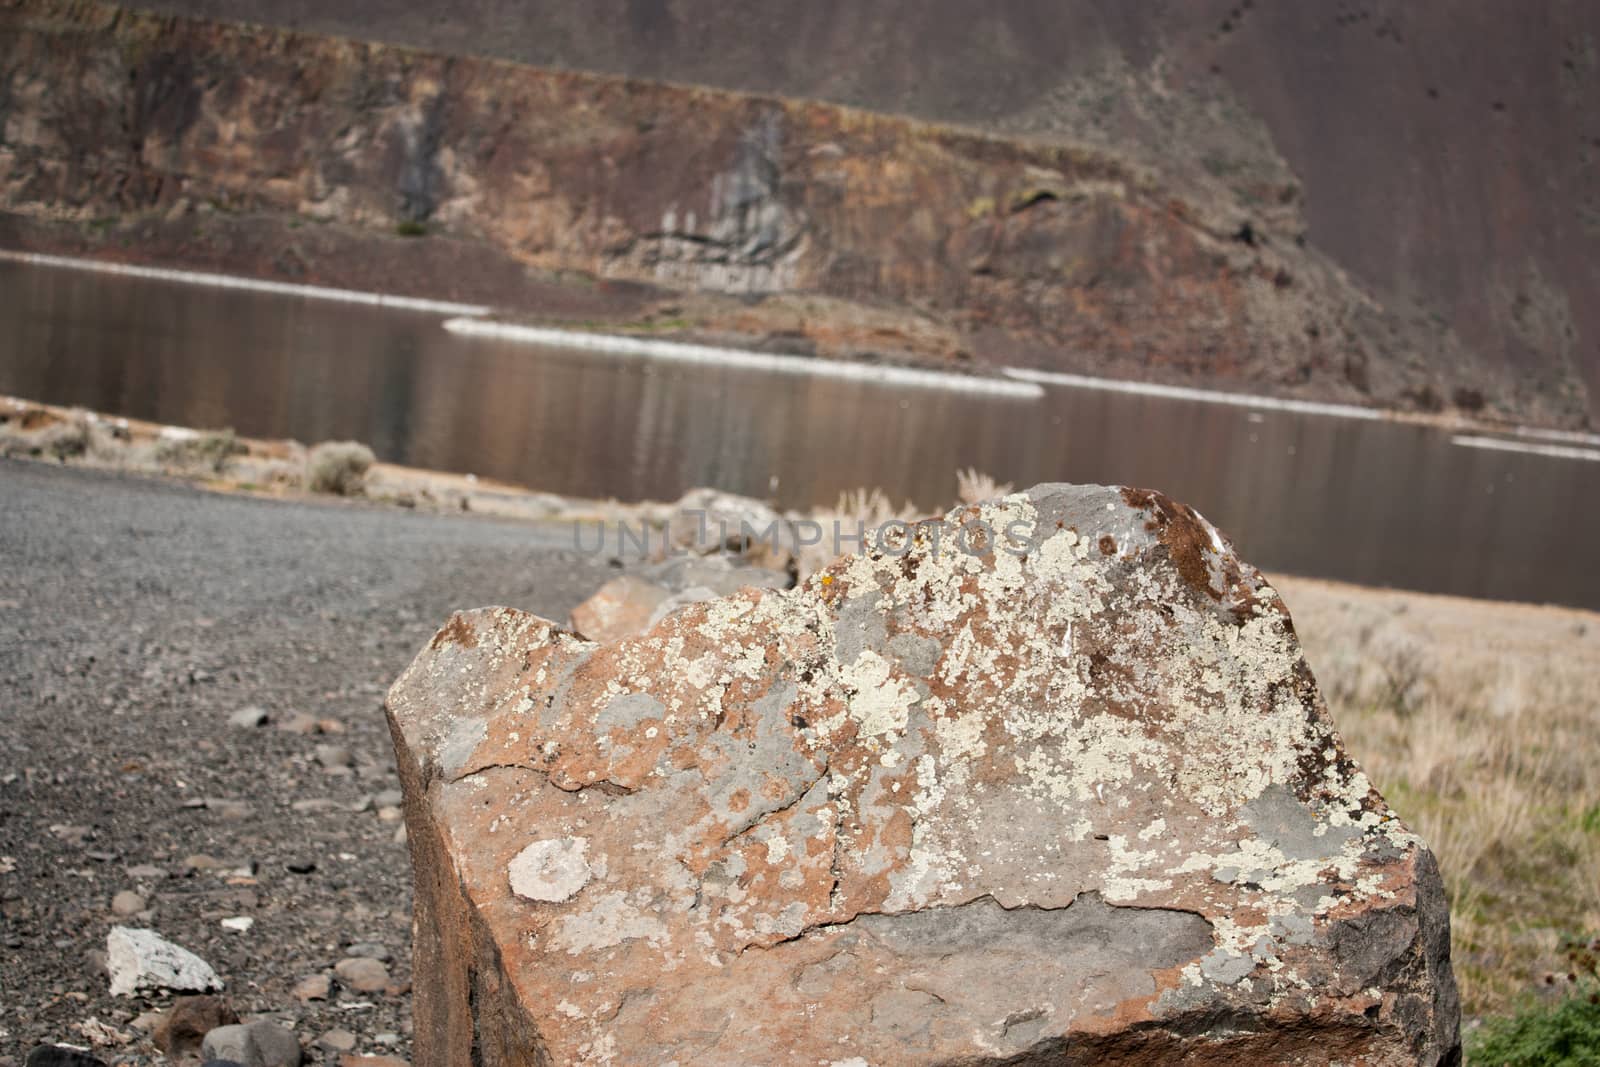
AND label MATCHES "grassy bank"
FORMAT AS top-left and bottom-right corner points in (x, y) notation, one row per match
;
(1278, 576), (1600, 1030)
